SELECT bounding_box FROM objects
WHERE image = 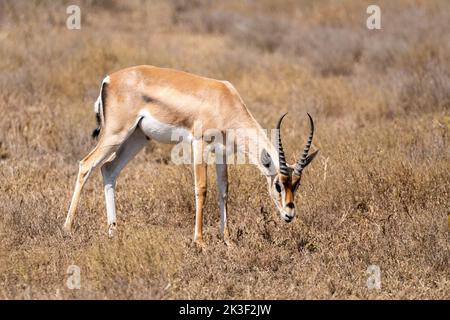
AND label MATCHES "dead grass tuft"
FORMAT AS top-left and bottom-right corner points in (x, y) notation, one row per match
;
(0, 0), (448, 299)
